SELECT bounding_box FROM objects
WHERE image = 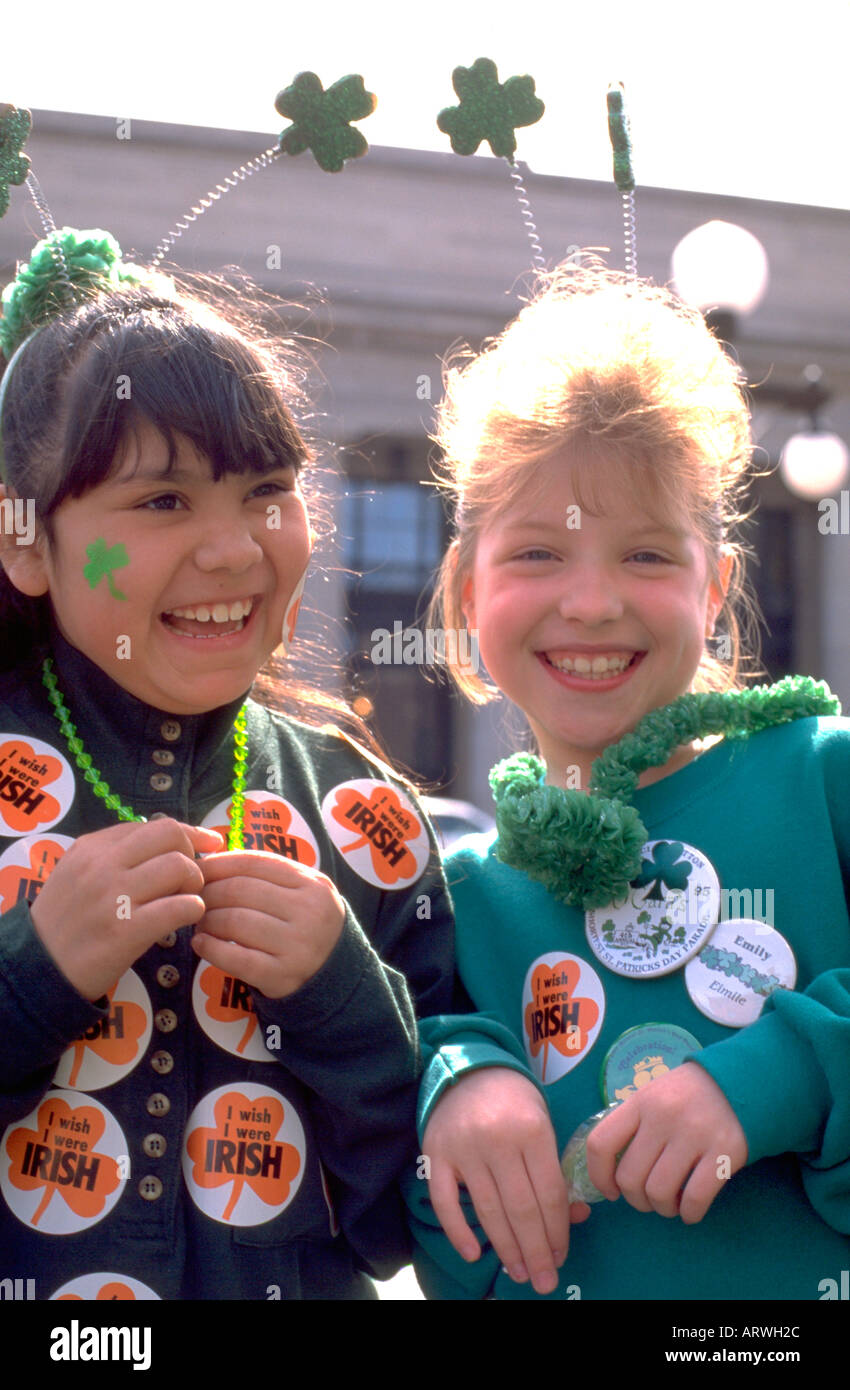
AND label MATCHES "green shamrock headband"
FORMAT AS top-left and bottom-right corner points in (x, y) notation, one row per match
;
(435, 62), (638, 278)
(0, 78), (378, 476)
